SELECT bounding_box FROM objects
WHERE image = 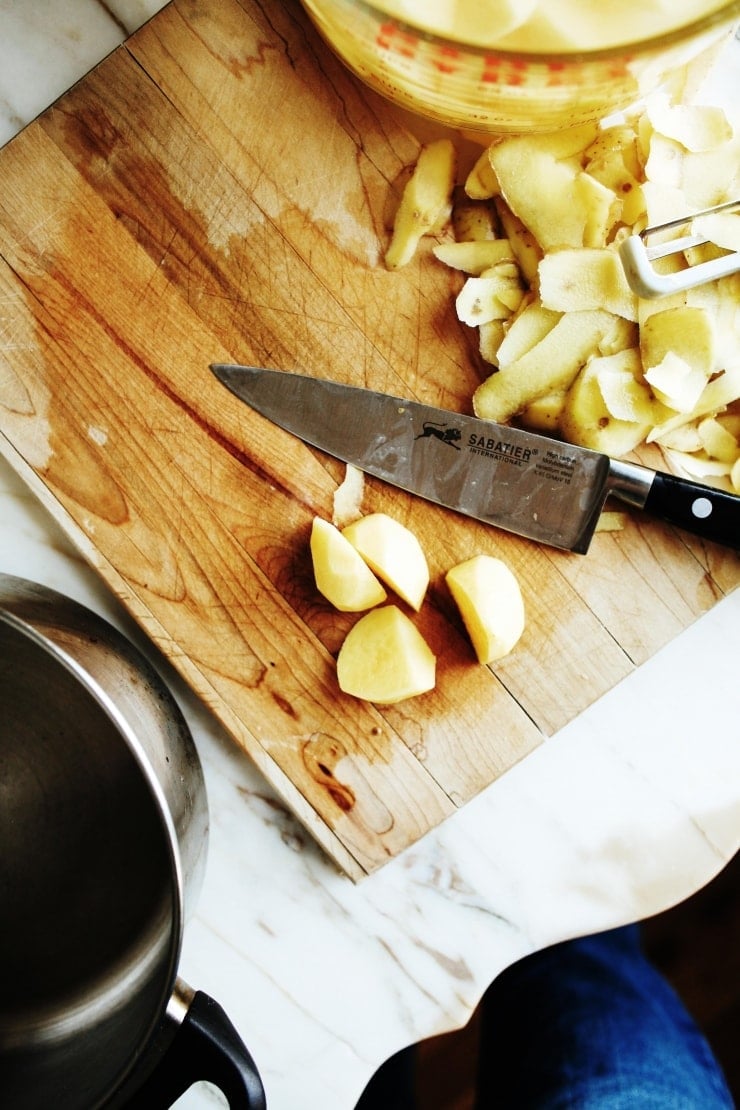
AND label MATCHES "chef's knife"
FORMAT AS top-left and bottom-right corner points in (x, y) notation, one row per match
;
(210, 364), (739, 555)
